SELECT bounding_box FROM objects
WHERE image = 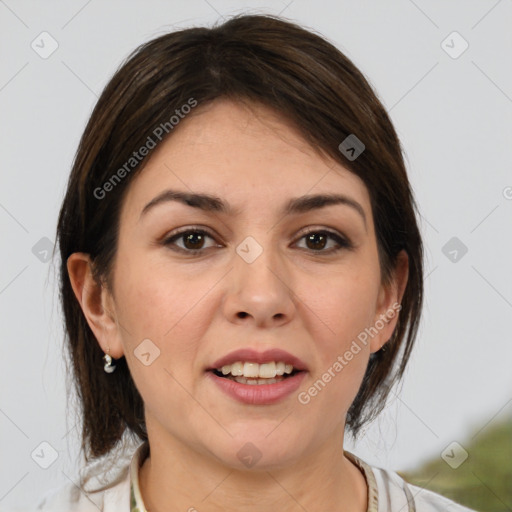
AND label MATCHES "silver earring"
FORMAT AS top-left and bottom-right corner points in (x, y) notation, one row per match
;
(103, 348), (116, 373)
